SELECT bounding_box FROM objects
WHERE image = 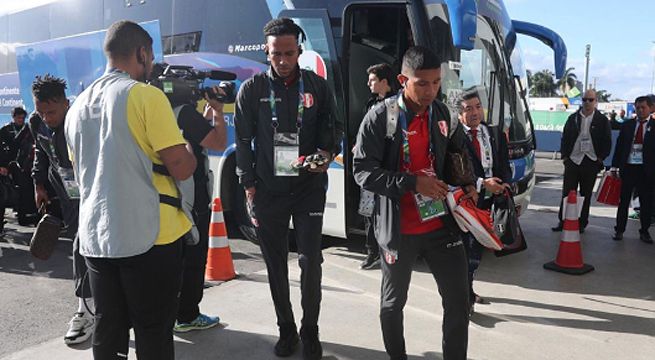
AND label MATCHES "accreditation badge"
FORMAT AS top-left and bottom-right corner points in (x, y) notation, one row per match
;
(580, 137), (592, 153)
(413, 167), (447, 222)
(413, 192), (447, 222)
(274, 132), (300, 176)
(58, 167), (80, 199)
(630, 143), (643, 164)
